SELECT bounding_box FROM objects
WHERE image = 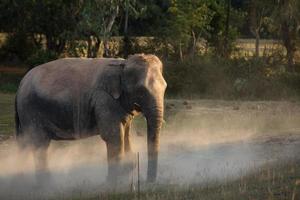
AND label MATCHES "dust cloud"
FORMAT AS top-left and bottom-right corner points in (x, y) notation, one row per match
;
(1, 100), (300, 199)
